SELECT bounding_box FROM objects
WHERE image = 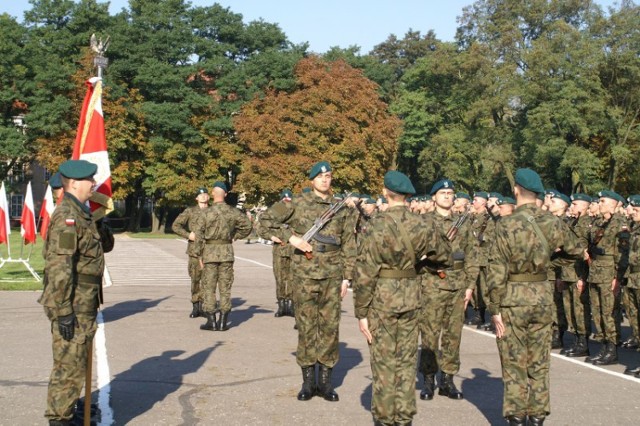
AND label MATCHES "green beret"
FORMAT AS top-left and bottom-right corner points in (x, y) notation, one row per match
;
(598, 190), (624, 204)
(489, 192), (503, 199)
(544, 189), (555, 195)
(628, 195), (640, 207)
(196, 187), (208, 195)
(59, 159), (97, 180)
(384, 171), (416, 195)
(537, 192), (545, 201)
(570, 193), (592, 203)
(473, 191), (489, 200)
(429, 179), (454, 195)
(455, 192), (471, 201)
(213, 181), (228, 192)
(514, 168), (544, 194)
(550, 191), (570, 205)
(497, 196), (516, 205)
(280, 189), (293, 200)
(309, 161), (332, 180)
(49, 172), (63, 189)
